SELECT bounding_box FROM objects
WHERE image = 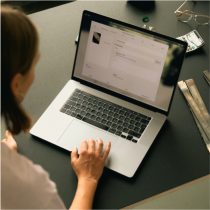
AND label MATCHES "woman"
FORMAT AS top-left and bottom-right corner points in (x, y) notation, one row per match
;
(1, 6), (111, 209)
